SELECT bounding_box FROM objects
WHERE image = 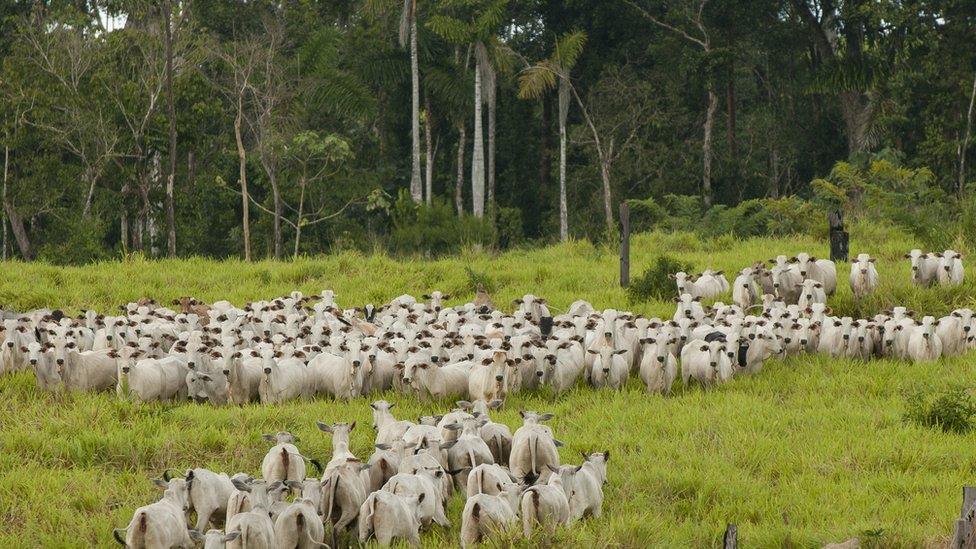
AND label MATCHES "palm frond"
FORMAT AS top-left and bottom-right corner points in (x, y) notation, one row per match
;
(517, 62), (558, 100)
(552, 30), (587, 71)
(426, 14), (471, 44)
(473, 0), (508, 37)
